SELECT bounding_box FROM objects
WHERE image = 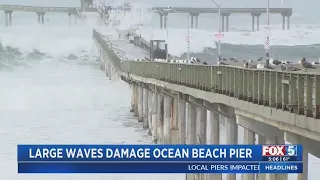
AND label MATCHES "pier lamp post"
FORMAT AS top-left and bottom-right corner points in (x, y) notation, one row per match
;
(265, 0), (270, 67)
(211, 0), (222, 60)
(164, 6), (190, 61)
